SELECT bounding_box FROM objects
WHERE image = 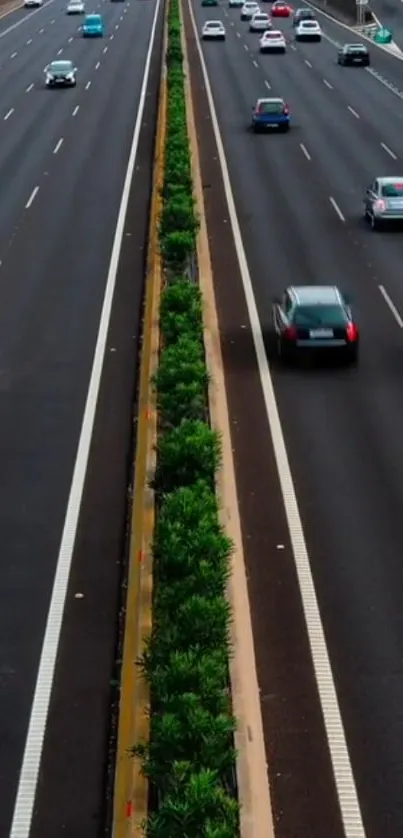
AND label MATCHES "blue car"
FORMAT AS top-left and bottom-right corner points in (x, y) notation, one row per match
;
(251, 97), (290, 132)
(82, 13), (104, 35)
